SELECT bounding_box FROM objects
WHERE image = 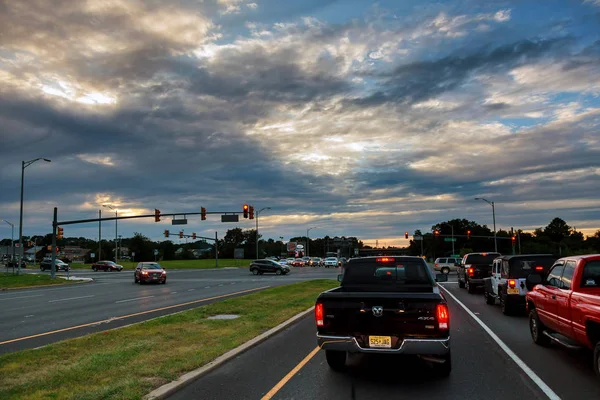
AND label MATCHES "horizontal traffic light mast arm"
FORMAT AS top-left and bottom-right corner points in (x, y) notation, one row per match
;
(175, 233), (216, 241)
(56, 211), (244, 226)
(429, 233), (515, 240)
